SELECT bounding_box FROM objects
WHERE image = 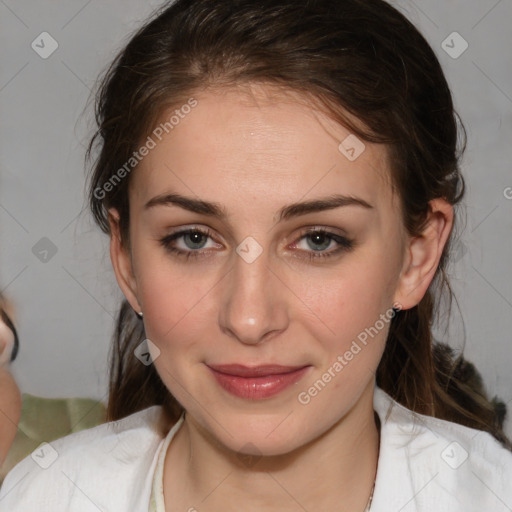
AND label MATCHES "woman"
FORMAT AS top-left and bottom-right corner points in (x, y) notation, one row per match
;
(1, 0), (511, 510)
